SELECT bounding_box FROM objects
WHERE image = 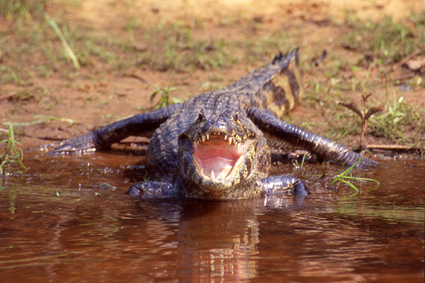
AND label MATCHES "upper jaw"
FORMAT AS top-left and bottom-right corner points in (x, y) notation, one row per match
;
(179, 129), (257, 192)
(192, 131), (243, 151)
